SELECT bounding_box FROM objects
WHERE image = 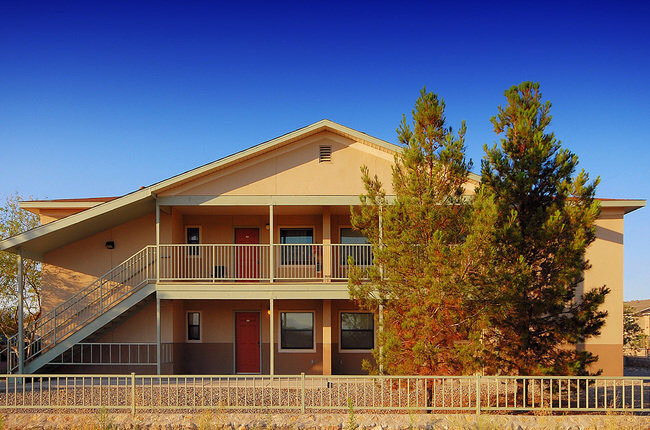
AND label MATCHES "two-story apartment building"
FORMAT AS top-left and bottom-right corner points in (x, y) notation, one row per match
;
(0, 120), (645, 376)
